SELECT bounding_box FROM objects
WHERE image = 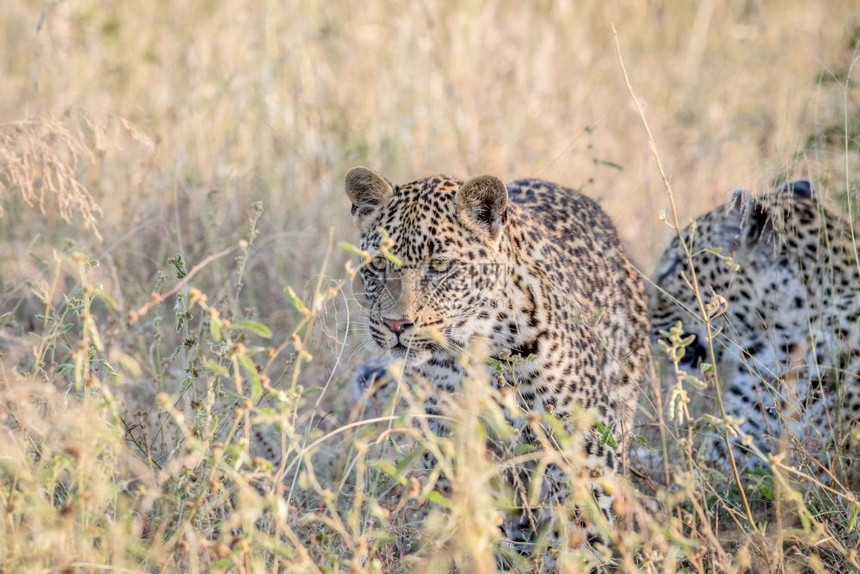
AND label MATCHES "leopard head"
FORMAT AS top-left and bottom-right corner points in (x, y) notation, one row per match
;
(345, 166), (510, 363)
